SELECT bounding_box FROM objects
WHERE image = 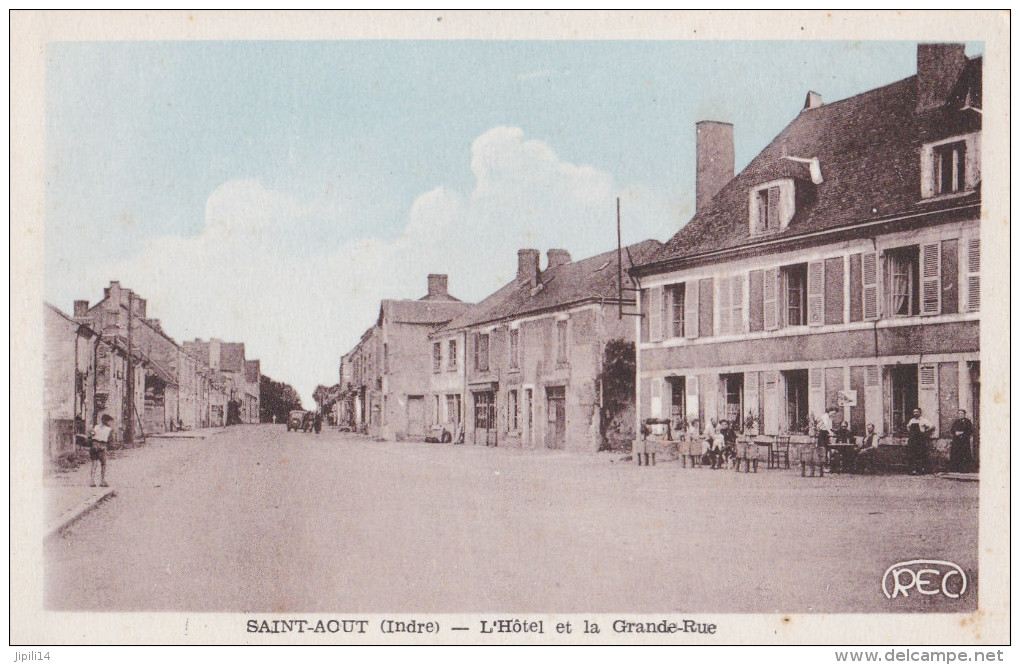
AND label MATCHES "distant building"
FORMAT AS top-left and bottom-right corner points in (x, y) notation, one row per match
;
(431, 242), (661, 452)
(183, 339), (261, 425)
(43, 303), (105, 459)
(631, 43), (981, 465)
(338, 274), (472, 440)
